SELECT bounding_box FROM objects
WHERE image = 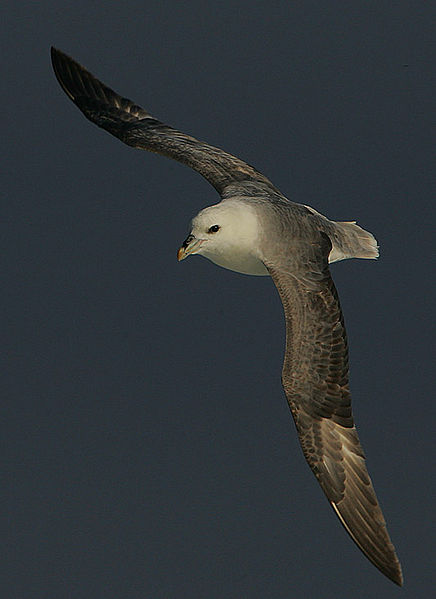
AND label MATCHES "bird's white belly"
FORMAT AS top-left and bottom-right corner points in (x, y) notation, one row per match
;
(201, 248), (269, 276)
